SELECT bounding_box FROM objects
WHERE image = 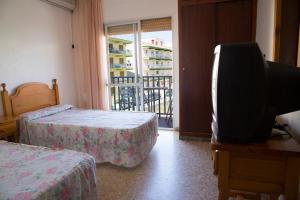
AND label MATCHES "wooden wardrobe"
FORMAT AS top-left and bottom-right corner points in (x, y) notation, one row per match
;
(273, 0), (300, 66)
(179, 0), (257, 138)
